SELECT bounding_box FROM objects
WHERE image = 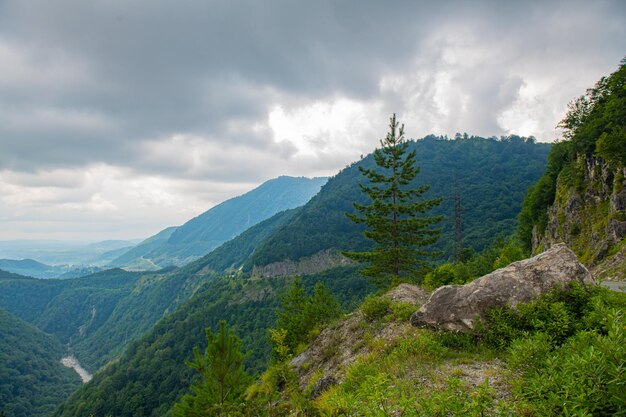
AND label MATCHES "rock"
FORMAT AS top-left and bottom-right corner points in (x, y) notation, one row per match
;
(385, 283), (430, 306)
(251, 249), (352, 277)
(410, 244), (594, 332)
(310, 375), (336, 399)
